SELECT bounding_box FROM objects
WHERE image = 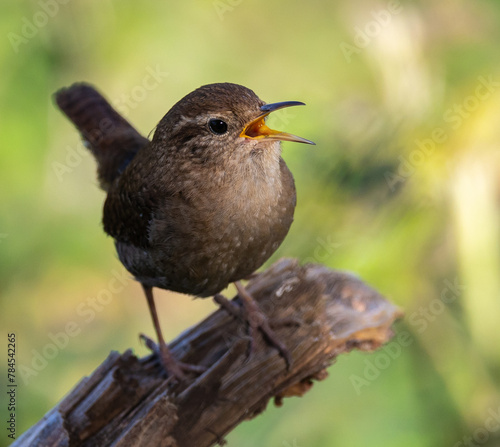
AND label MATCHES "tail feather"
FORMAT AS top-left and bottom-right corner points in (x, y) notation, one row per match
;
(55, 83), (149, 190)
